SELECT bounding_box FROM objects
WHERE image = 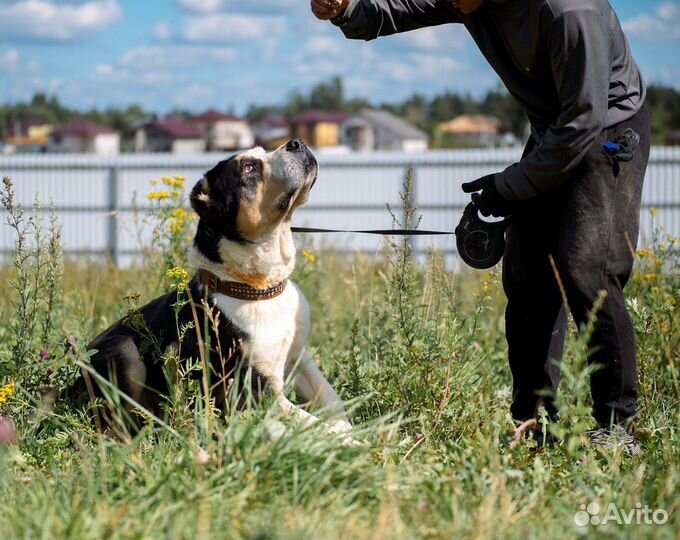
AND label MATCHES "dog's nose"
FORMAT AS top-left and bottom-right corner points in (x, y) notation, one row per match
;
(285, 138), (305, 152)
